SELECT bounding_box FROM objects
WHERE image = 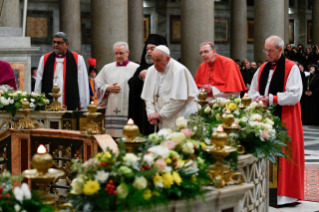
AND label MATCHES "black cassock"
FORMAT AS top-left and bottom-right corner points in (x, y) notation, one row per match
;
(128, 34), (167, 135)
(301, 73), (319, 125)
